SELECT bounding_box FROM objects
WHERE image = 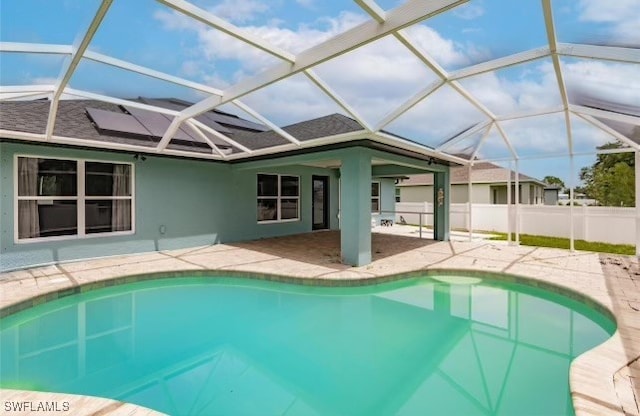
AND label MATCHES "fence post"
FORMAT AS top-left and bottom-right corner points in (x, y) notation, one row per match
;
(636, 151), (640, 258)
(569, 155), (575, 252)
(419, 212), (423, 239)
(582, 203), (588, 242)
(468, 164), (473, 241)
(515, 159), (520, 246)
(507, 161), (512, 244)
